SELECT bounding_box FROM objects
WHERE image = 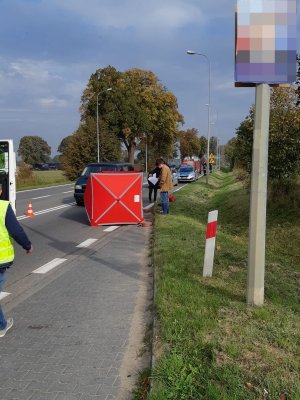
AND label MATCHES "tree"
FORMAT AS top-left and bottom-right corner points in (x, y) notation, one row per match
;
(60, 117), (121, 180)
(178, 128), (200, 161)
(51, 155), (60, 163)
(229, 87), (300, 183)
(296, 54), (300, 106)
(224, 137), (238, 169)
(209, 136), (218, 155)
(18, 136), (51, 165)
(268, 87), (300, 181)
(233, 108), (254, 172)
(80, 66), (183, 164)
(58, 136), (72, 154)
(199, 136), (207, 158)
